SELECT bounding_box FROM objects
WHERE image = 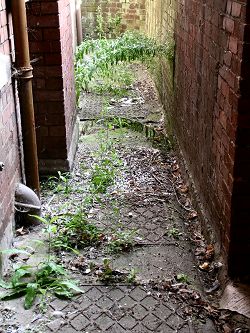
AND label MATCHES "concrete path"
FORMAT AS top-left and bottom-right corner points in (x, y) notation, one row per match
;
(0, 64), (226, 333)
